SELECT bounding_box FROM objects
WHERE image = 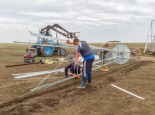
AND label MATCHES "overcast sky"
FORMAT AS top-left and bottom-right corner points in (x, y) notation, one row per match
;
(0, 0), (155, 43)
